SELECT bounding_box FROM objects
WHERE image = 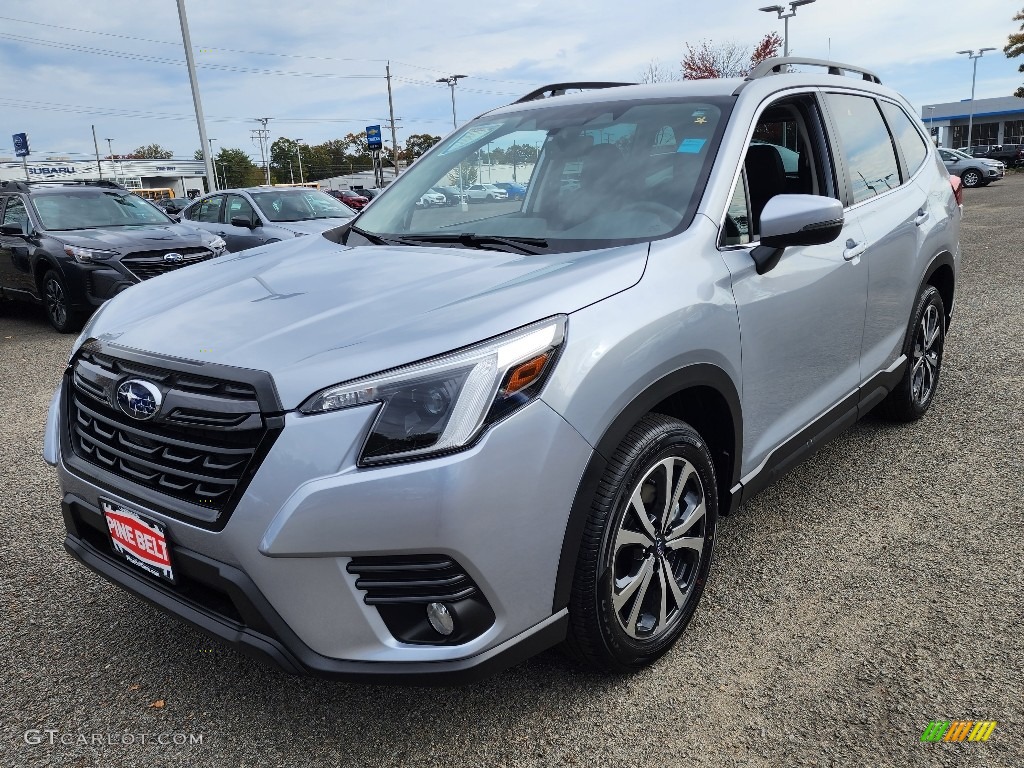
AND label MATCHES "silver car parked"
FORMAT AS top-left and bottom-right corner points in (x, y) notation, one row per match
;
(938, 147), (1004, 188)
(180, 187), (354, 252)
(46, 57), (960, 683)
